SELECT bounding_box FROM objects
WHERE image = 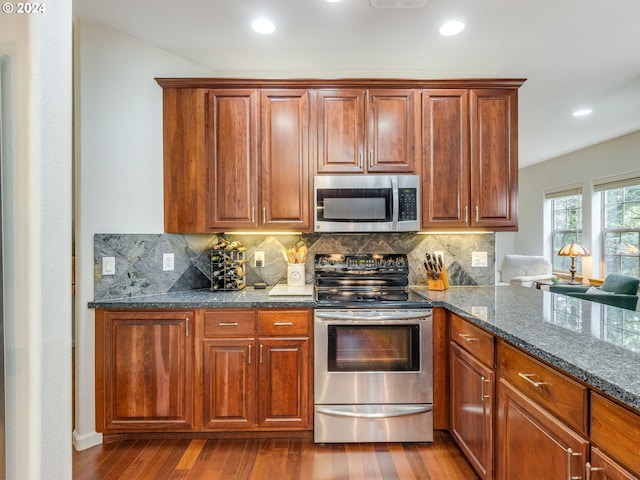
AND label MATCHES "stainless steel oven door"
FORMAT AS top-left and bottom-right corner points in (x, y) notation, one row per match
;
(314, 309), (433, 405)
